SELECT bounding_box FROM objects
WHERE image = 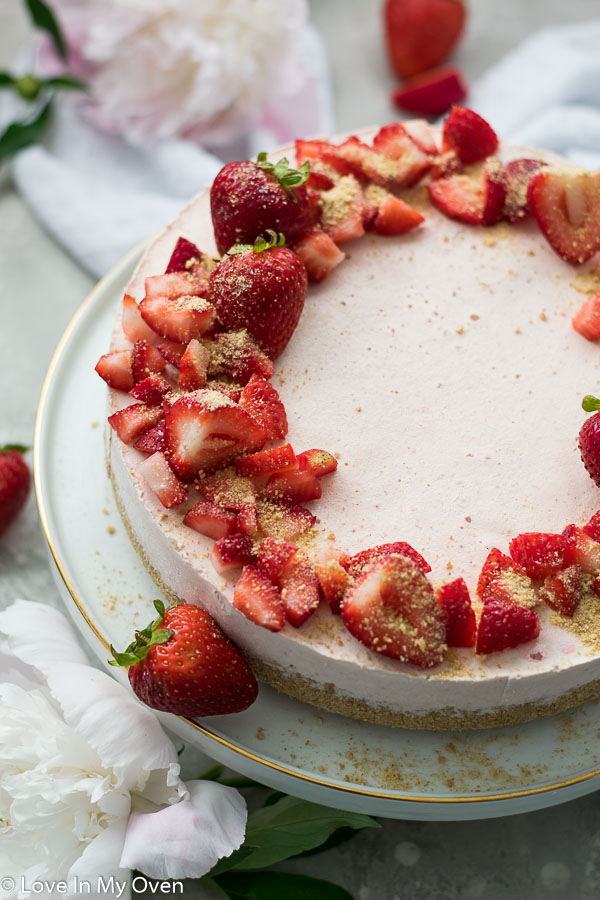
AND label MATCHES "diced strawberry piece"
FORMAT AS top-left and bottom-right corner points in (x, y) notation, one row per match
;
(278, 551), (321, 627)
(122, 293), (158, 344)
(508, 532), (568, 580)
(481, 571), (539, 610)
(477, 548), (525, 597)
(370, 123), (432, 186)
(165, 237), (203, 274)
(256, 498), (317, 542)
(592, 577), (600, 598)
(139, 451), (187, 508)
(134, 421), (166, 453)
(197, 469), (256, 511)
(235, 502), (258, 536)
(233, 565), (286, 632)
(207, 381), (242, 403)
(540, 565), (582, 618)
(291, 229), (346, 283)
(435, 577), (476, 648)
(562, 524), (600, 574)
(428, 159), (507, 226)
(572, 293), (600, 341)
(236, 443), (296, 477)
(363, 186), (425, 236)
(343, 555), (446, 666)
(131, 339), (166, 384)
(157, 340), (187, 367)
(401, 119), (439, 156)
(306, 170), (336, 191)
(139, 295), (215, 344)
(314, 549), (349, 614)
(108, 403), (164, 444)
(527, 167), (600, 265)
(297, 449), (338, 477)
(238, 376), (288, 440)
(183, 500), (237, 540)
(503, 159), (546, 223)
(211, 534), (254, 575)
(208, 331), (274, 384)
(344, 541), (431, 580)
(165, 390), (266, 481)
(254, 536), (298, 582)
(263, 467), (322, 503)
(476, 599), (540, 655)
(178, 339), (210, 391)
(441, 106), (498, 165)
(295, 139), (338, 164)
(95, 350), (134, 391)
(319, 175), (366, 244)
(392, 66), (467, 117)
(129, 373), (171, 406)
(429, 149), (462, 181)
(583, 510), (600, 542)
(144, 270), (209, 300)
